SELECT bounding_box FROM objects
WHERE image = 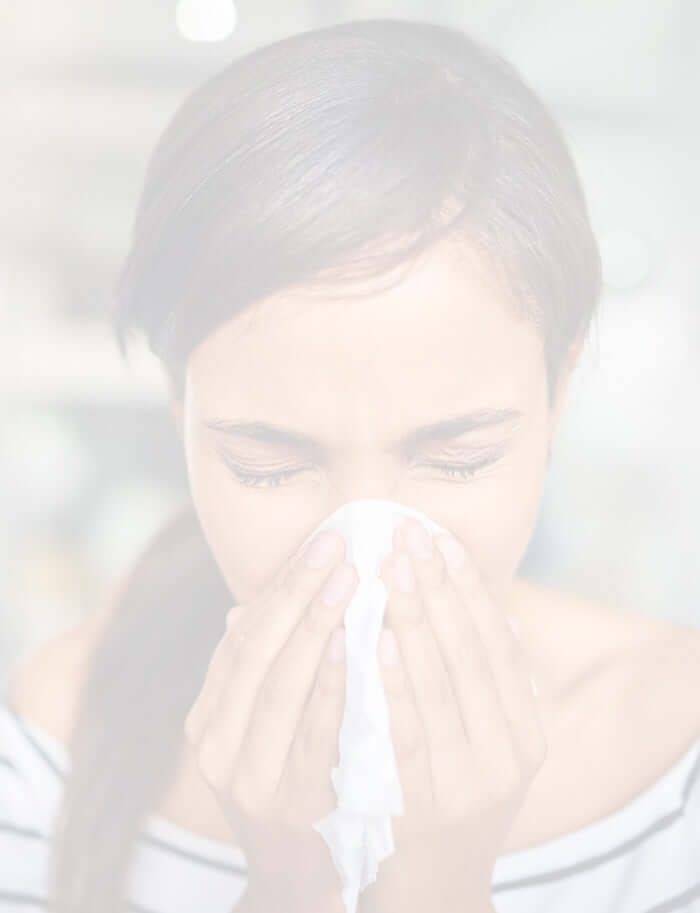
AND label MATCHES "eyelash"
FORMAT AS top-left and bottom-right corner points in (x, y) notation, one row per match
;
(221, 452), (501, 489)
